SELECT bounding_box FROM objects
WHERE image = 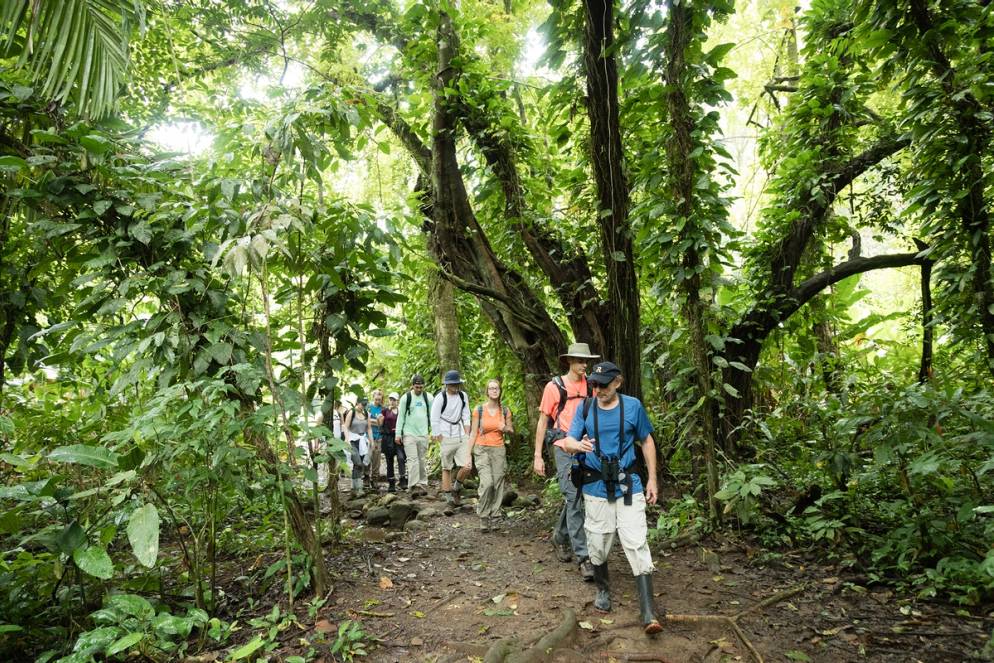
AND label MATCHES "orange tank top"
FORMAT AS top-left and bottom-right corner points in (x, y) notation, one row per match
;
(473, 404), (511, 447)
